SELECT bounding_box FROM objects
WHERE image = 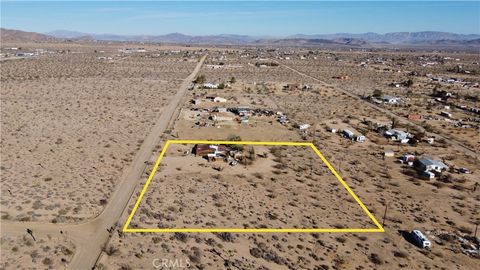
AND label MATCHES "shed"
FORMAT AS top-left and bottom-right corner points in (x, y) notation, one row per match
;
(384, 150), (395, 157)
(192, 99), (201, 105)
(214, 97), (227, 103)
(298, 124), (310, 130)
